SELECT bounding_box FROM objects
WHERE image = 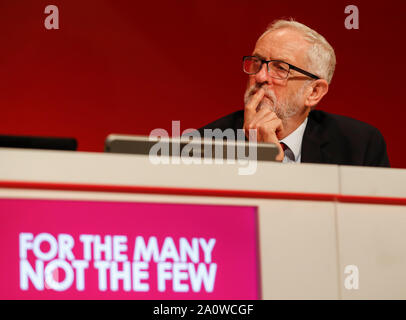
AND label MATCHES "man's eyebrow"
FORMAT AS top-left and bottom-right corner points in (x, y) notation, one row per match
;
(272, 56), (293, 64)
(252, 52), (293, 64)
(252, 53), (267, 60)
